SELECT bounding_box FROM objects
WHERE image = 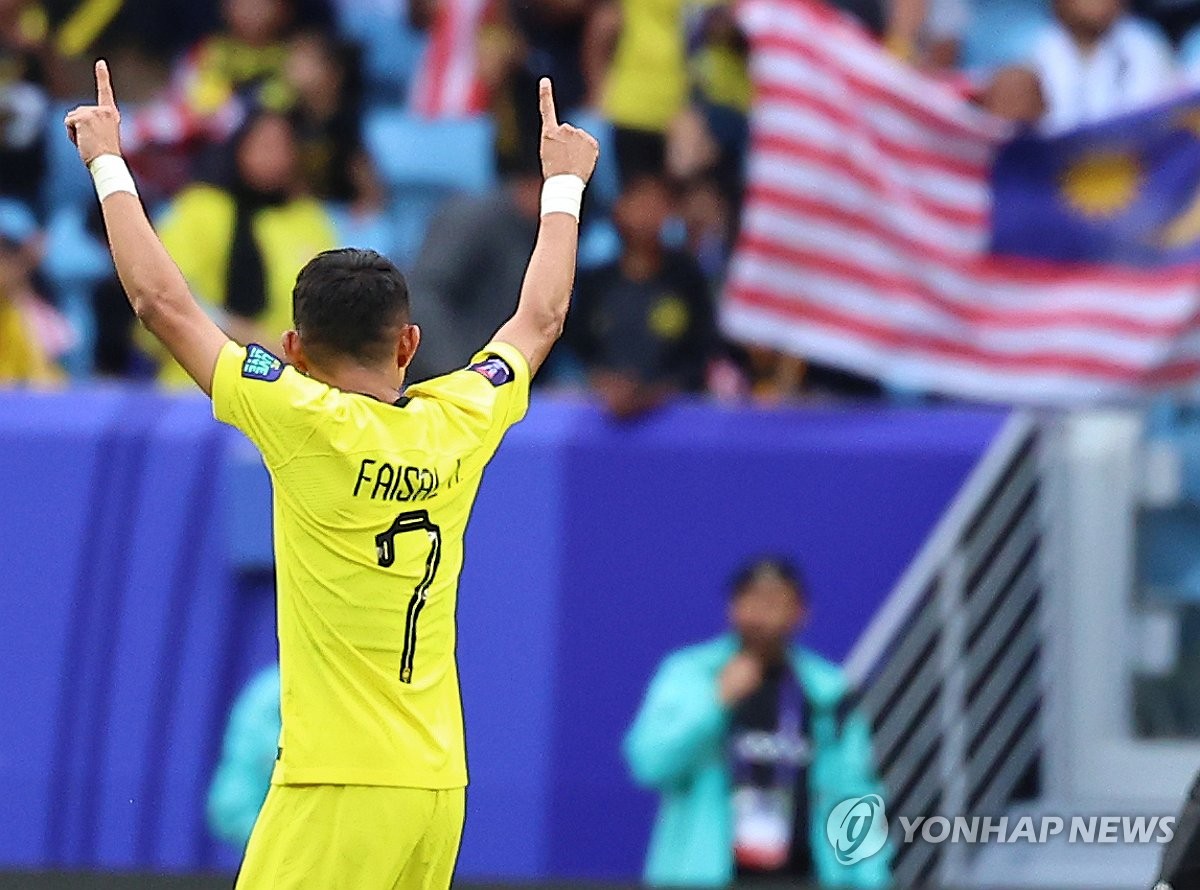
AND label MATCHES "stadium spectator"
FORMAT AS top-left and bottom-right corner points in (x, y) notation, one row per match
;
(883, 0), (971, 68)
(0, 0), (48, 207)
(679, 175), (734, 286)
(86, 200), (139, 376)
(995, 0), (1177, 132)
(565, 174), (716, 418)
(0, 199), (68, 384)
(284, 31), (383, 210)
(177, 0), (297, 117)
(489, 0), (593, 175)
(0, 286), (55, 384)
(980, 65), (1047, 124)
(583, 0), (693, 179)
(207, 664), (281, 850)
(666, 5), (750, 202)
(510, 0), (591, 112)
(147, 110), (336, 386)
(405, 167), (542, 382)
(718, 345), (885, 403)
(117, 0), (308, 178)
(740, 347), (807, 404)
(623, 557), (890, 888)
(26, 0), (210, 100)
(11, 0), (334, 74)
(583, 0), (753, 186)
